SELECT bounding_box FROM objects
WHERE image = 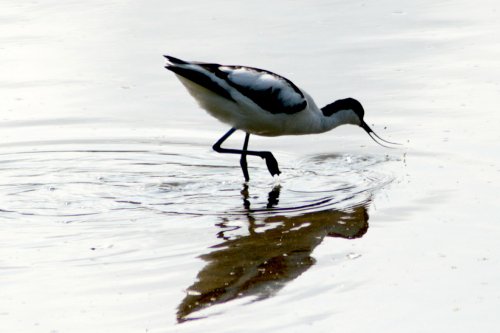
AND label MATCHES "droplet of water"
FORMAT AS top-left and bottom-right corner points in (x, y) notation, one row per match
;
(346, 252), (362, 260)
